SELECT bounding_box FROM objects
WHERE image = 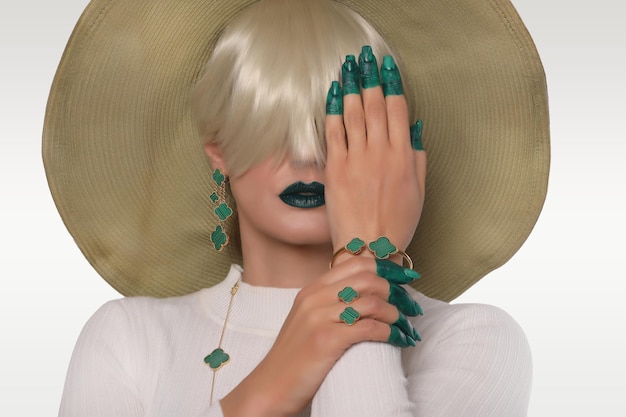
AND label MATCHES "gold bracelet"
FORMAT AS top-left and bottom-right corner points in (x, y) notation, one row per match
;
(329, 236), (414, 270)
